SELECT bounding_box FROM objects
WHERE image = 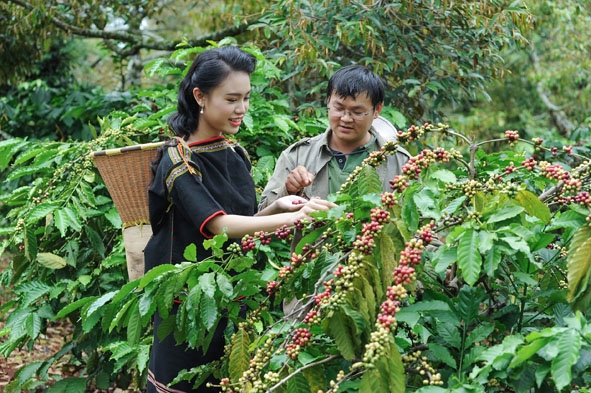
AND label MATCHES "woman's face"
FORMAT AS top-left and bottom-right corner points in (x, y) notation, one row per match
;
(194, 71), (251, 137)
